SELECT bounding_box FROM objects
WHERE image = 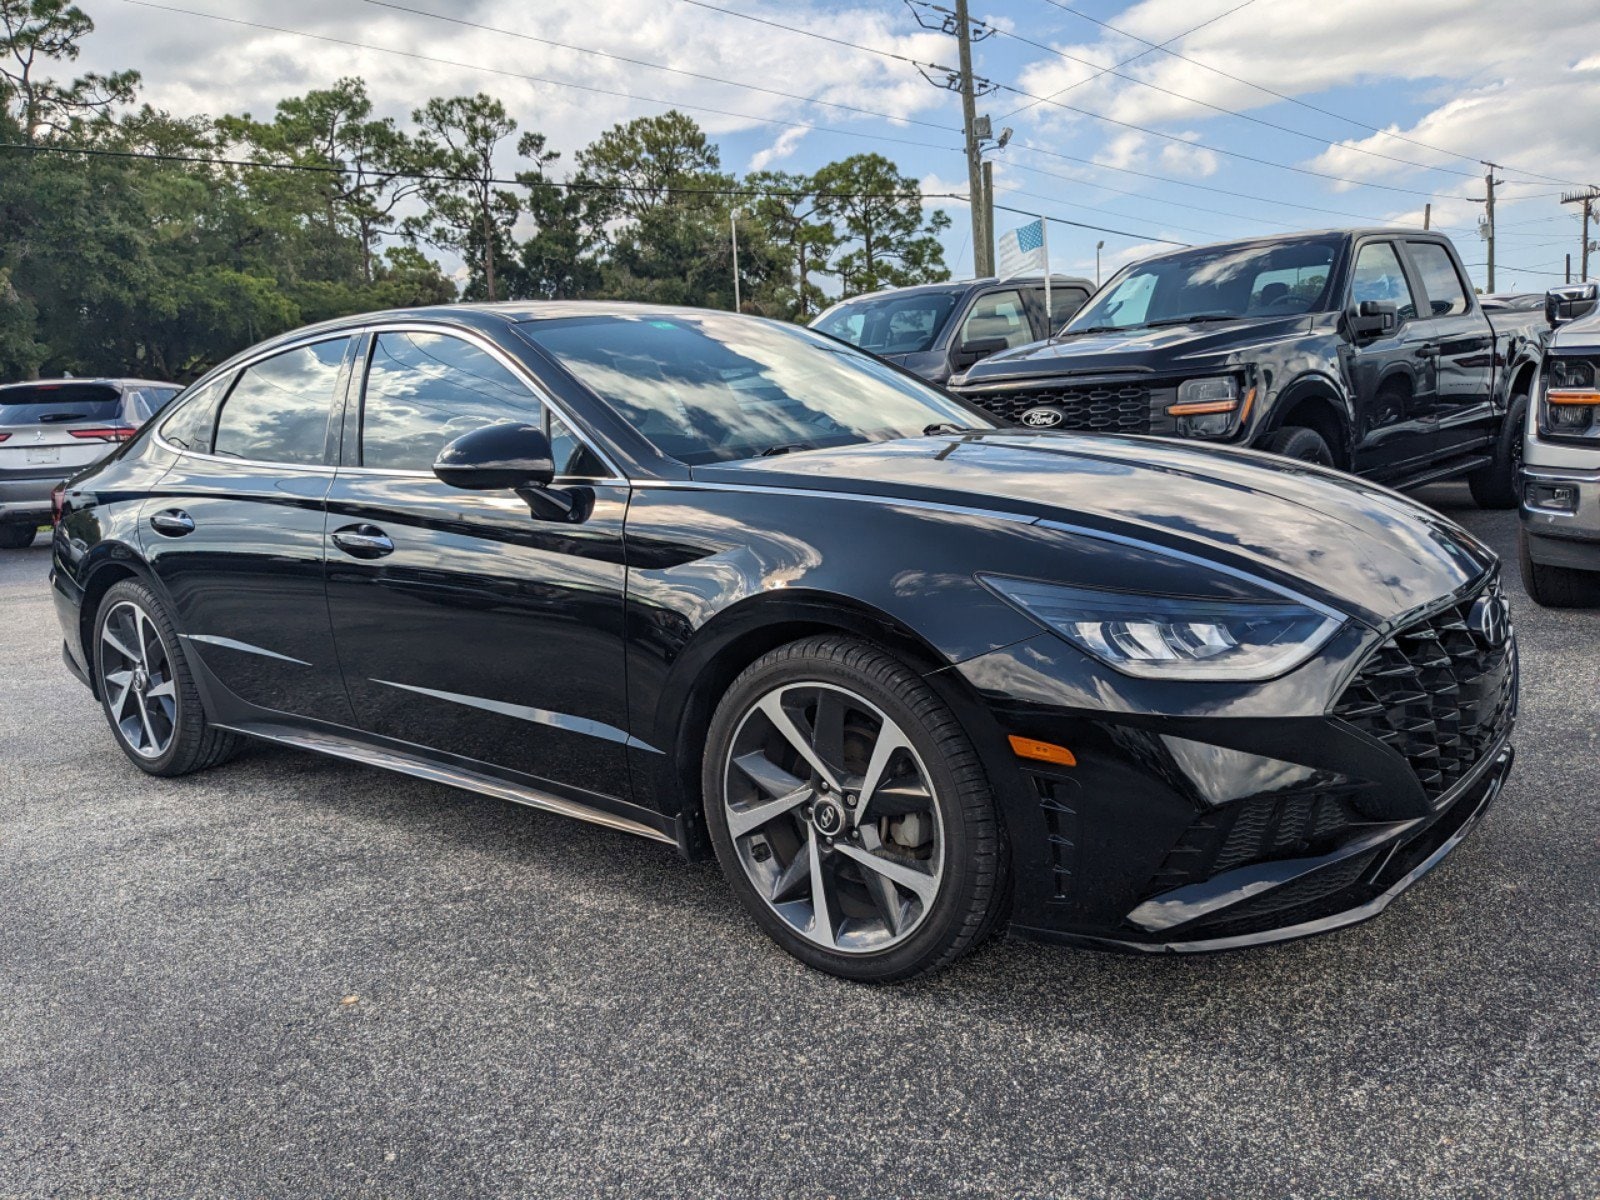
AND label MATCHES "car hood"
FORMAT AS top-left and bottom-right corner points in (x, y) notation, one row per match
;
(957, 315), (1314, 383)
(694, 432), (1493, 628)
